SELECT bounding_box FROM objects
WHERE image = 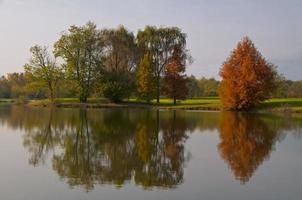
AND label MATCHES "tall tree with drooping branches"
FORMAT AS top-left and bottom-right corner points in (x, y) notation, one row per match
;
(101, 26), (138, 102)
